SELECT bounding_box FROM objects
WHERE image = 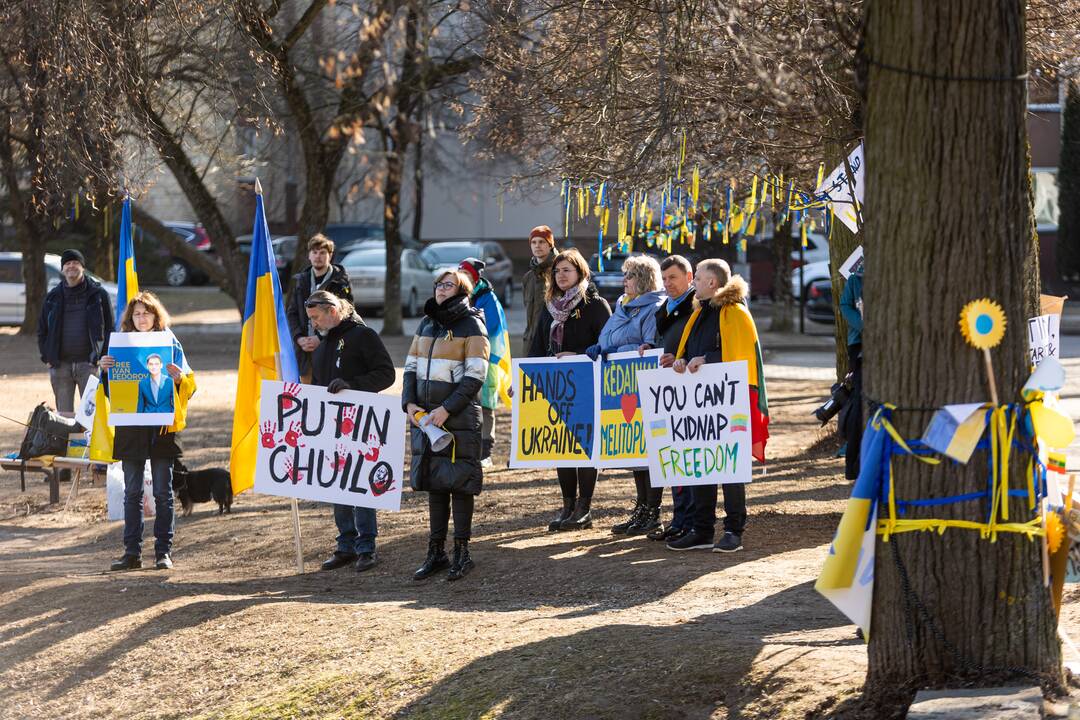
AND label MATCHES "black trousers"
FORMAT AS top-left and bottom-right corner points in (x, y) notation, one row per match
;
(557, 467), (597, 500)
(690, 483), (747, 537)
(633, 469), (663, 507)
(843, 343), (863, 481)
(429, 491), (475, 541)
